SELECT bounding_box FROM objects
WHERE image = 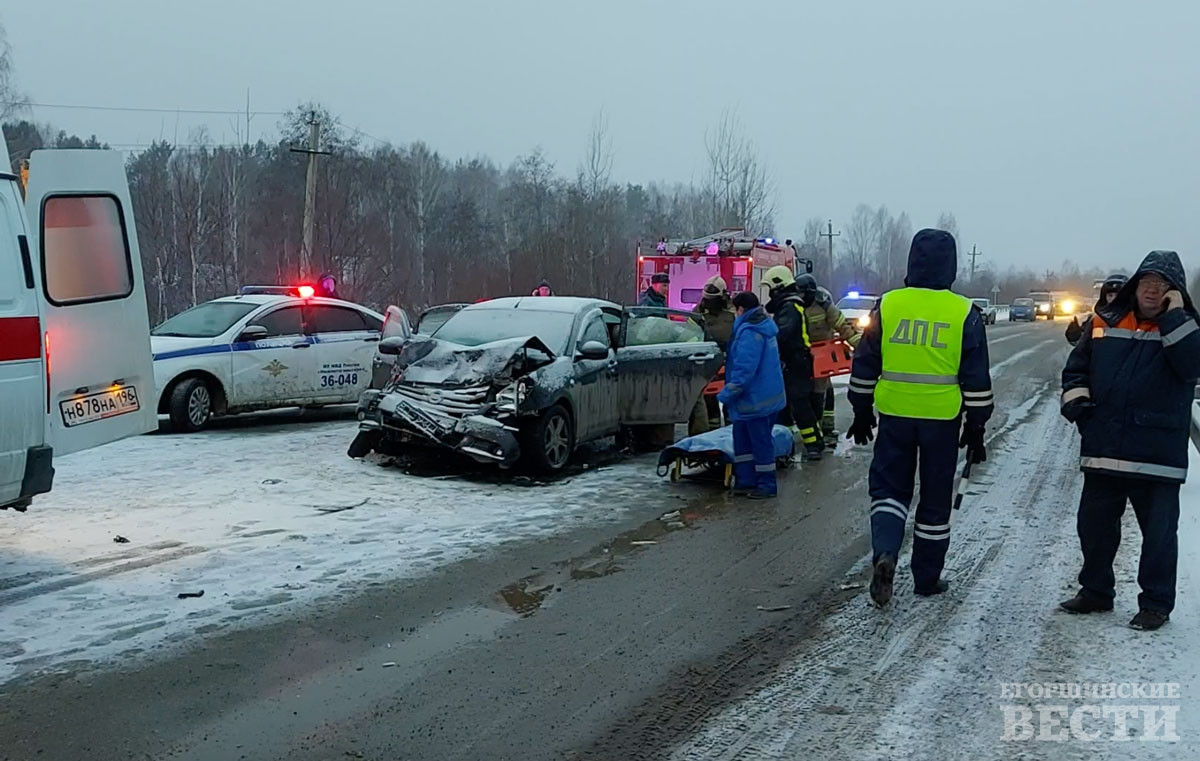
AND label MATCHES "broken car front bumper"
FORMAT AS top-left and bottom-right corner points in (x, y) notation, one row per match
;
(358, 390), (522, 468)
